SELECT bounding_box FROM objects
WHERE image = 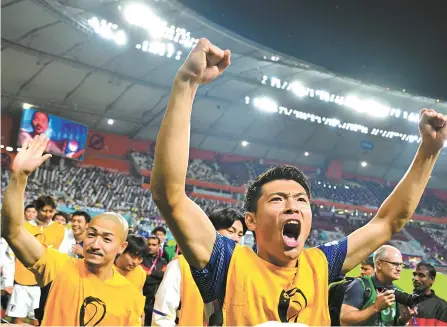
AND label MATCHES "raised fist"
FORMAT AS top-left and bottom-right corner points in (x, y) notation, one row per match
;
(177, 38), (231, 85)
(12, 134), (52, 176)
(419, 108), (447, 153)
